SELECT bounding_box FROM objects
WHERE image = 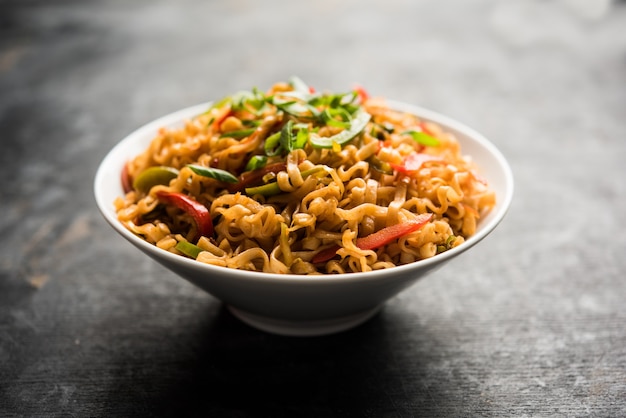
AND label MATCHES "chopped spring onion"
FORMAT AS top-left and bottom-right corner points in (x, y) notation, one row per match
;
(309, 108), (371, 149)
(187, 164), (238, 183)
(175, 241), (204, 259)
(402, 130), (440, 147)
